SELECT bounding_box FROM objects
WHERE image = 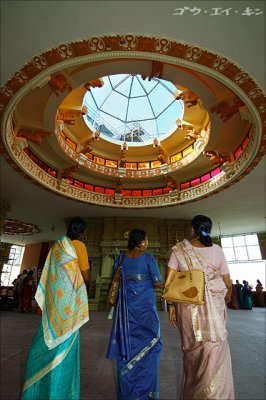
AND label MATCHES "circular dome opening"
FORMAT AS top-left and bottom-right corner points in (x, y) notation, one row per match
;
(83, 74), (184, 146)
